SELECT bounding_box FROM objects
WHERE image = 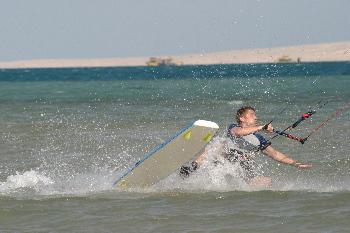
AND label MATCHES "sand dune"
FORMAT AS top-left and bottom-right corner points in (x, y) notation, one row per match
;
(0, 41), (349, 69)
